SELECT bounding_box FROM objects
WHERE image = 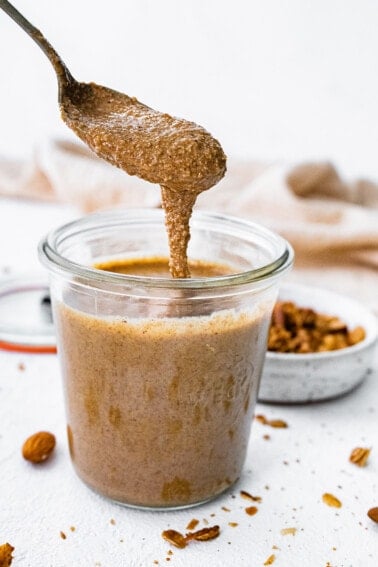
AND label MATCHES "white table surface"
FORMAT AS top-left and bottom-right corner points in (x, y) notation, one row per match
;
(1, 199), (377, 567)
